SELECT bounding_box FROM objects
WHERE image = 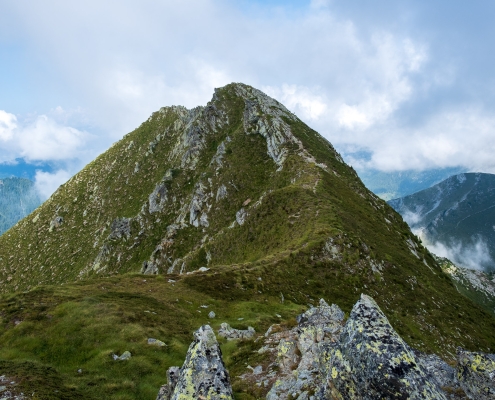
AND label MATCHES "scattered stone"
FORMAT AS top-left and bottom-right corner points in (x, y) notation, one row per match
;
(208, 311), (216, 319)
(216, 184), (228, 201)
(218, 323), (255, 340)
(198, 267), (209, 272)
(49, 216), (63, 232)
(148, 338), (166, 347)
(156, 325), (233, 400)
(457, 348), (495, 399)
(77, 369), (82, 373)
(113, 351), (131, 361)
(236, 208), (247, 225)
